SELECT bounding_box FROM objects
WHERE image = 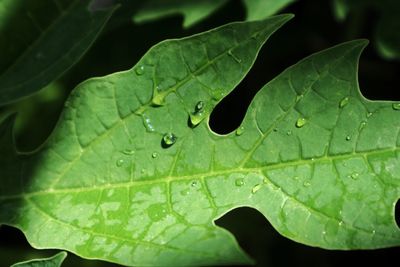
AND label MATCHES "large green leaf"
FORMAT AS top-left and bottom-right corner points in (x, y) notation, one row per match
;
(133, 0), (296, 28)
(332, 0), (400, 60)
(1, 14), (400, 267)
(0, 0), (116, 106)
(11, 252), (67, 267)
